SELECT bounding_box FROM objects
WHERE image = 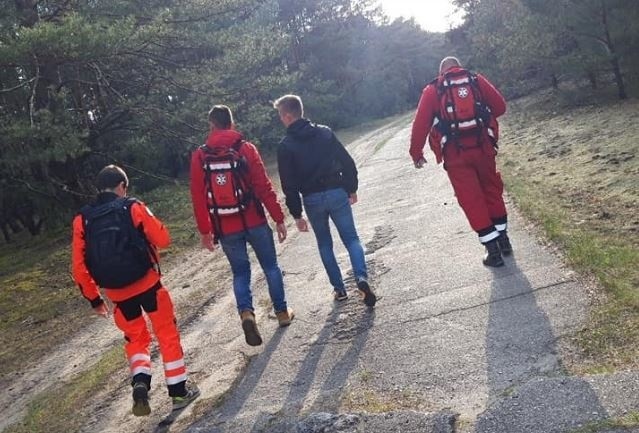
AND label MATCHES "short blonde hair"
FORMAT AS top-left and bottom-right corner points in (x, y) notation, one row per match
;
(273, 94), (304, 118)
(439, 56), (462, 74)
